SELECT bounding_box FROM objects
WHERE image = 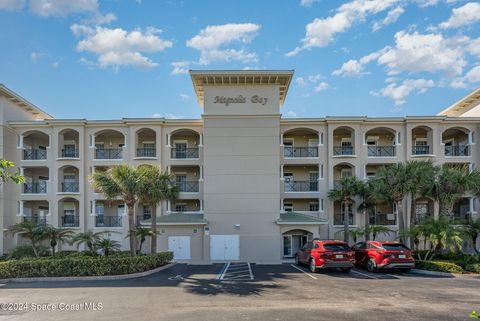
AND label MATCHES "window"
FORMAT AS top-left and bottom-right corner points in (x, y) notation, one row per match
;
(143, 206), (151, 220)
(381, 243), (410, 251)
(175, 204), (186, 212)
(39, 175), (49, 181)
(283, 203), (293, 212)
(323, 244), (351, 251)
(63, 202), (75, 216)
(309, 202), (319, 212)
(95, 203), (105, 215)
